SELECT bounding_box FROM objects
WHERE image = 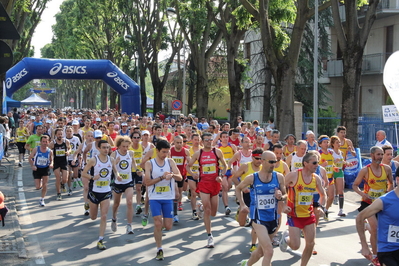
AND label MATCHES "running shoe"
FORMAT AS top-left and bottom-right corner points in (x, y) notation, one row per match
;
(73, 180), (77, 189)
(18, 162), (22, 167)
(235, 209), (240, 221)
(312, 249), (318, 255)
(240, 260), (248, 266)
(142, 215), (148, 227)
(61, 184), (66, 193)
(371, 257), (381, 266)
(207, 235), (214, 248)
(141, 196), (145, 204)
(84, 202), (90, 210)
(126, 224), (134, 234)
(323, 210), (329, 221)
(68, 189), (72, 196)
(338, 209), (346, 217)
(173, 215), (179, 223)
(111, 219), (117, 232)
(57, 193), (62, 201)
(136, 205), (142, 215)
(225, 206), (231, 216)
(272, 235), (280, 247)
(178, 202), (183, 211)
(192, 212), (199, 220)
(39, 199), (45, 207)
(279, 230), (289, 252)
(84, 210), (89, 216)
(196, 202), (204, 219)
(155, 249), (164, 261)
(249, 244), (257, 253)
(97, 240), (106, 250)
(333, 195), (338, 205)
(78, 179), (83, 187)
